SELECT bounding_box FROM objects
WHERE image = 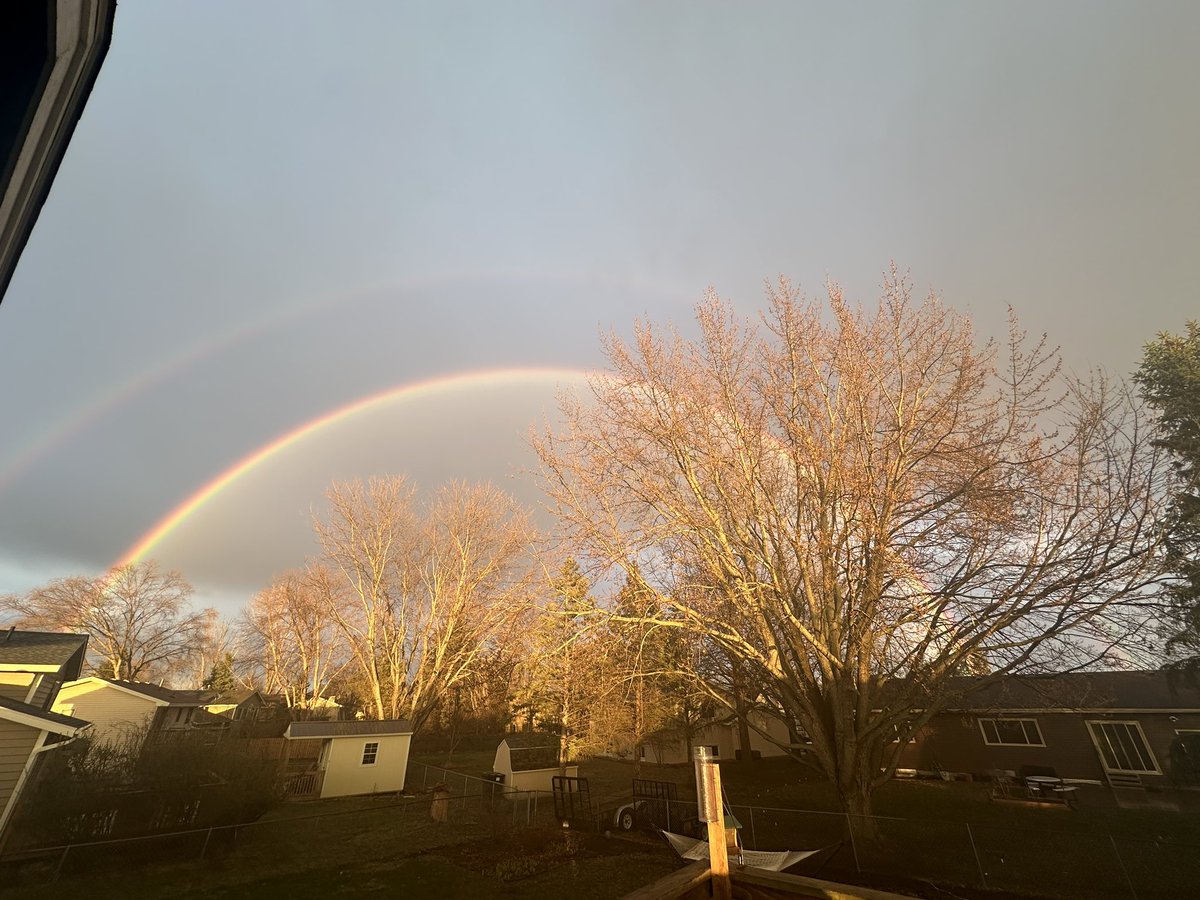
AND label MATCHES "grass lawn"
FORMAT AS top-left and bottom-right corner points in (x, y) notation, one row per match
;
(1, 790), (682, 900)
